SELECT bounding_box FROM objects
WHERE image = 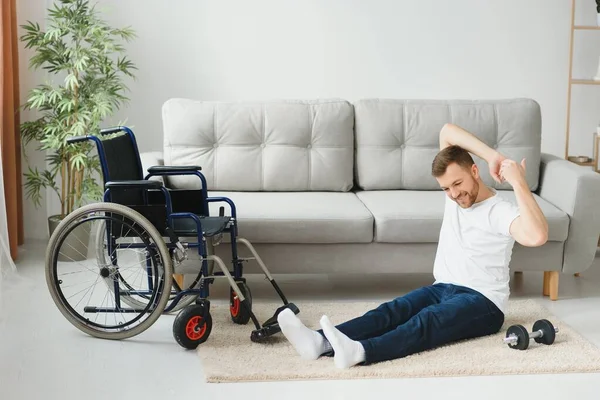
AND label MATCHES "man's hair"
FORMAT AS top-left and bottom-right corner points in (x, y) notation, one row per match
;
(431, 145), (475, 177)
